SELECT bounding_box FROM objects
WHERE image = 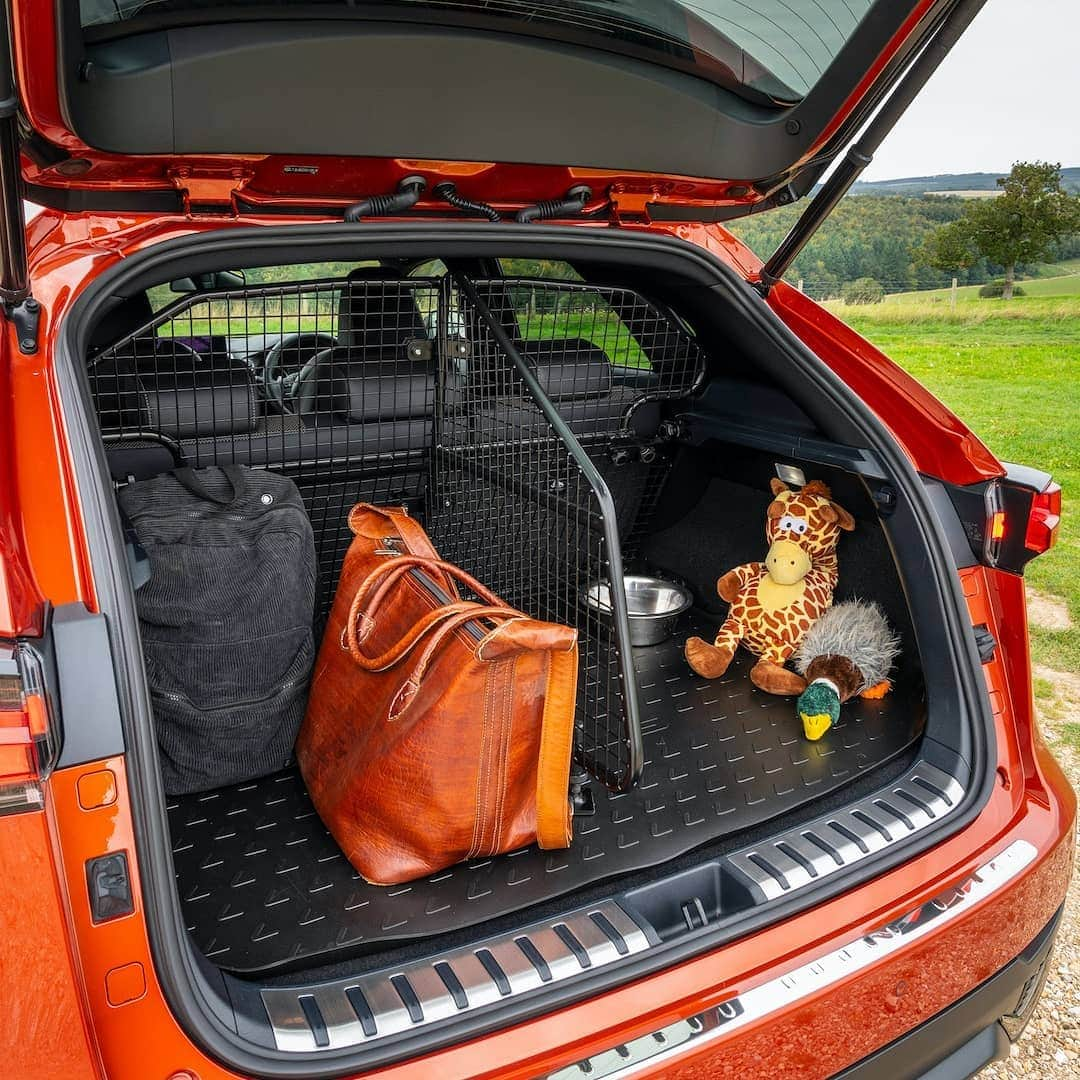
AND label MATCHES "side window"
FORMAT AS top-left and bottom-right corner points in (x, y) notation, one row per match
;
(151, 285), (333, 344)
(499, 278), (651, 370)
(148, 262), (382, 341)
(497, 259), (582, 281)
